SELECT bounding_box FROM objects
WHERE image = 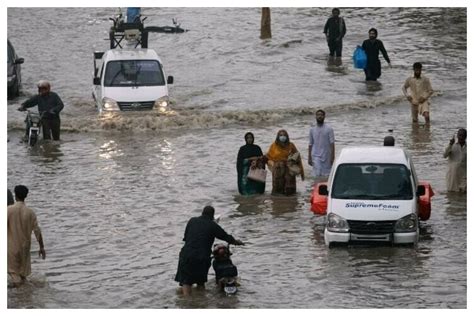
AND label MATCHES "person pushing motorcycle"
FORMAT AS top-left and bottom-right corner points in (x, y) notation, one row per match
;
(18, 80), (64, 141)
(174, 206), (244, 296)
